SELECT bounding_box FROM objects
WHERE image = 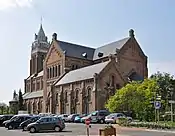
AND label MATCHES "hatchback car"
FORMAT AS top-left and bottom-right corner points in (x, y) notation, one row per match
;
(105, 113), (132, 124)
(27, 116), (65, 133)
(5, 115), (32, 129)
(19, 116), (40, 131)
(0, 115), (14, 126)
